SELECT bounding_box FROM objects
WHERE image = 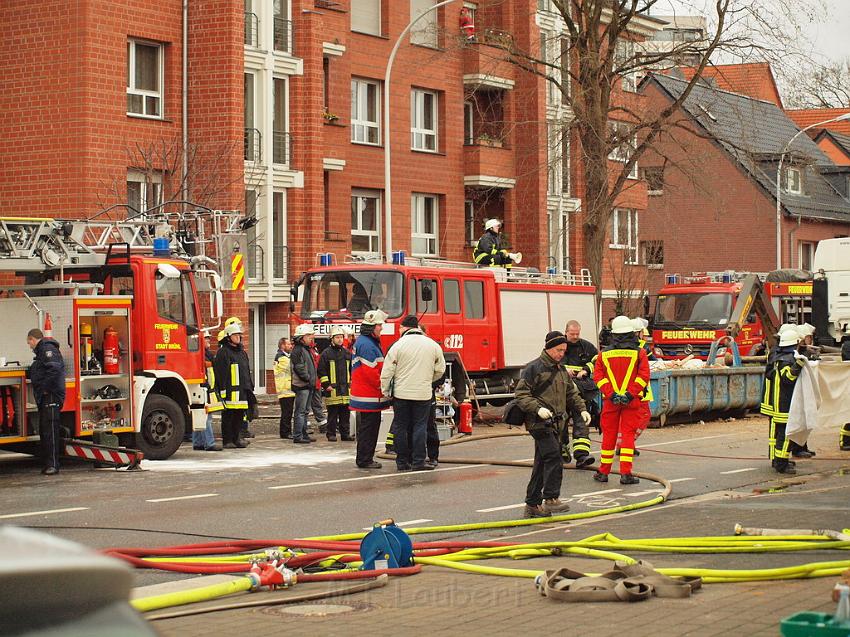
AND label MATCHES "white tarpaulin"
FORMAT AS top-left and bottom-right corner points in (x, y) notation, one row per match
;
(786, 359), (821, 445)
(787, 358), (850, 445)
